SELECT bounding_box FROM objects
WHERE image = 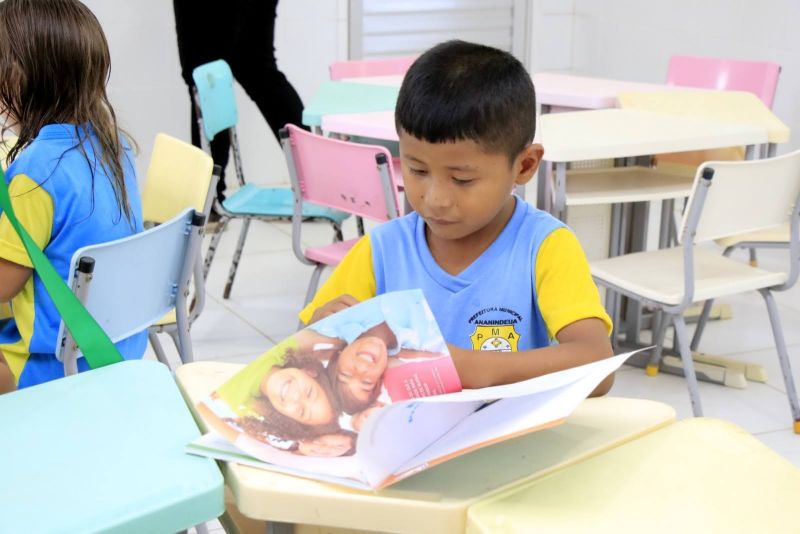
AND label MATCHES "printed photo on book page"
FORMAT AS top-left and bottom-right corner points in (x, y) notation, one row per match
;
(196, 290), (462, 466)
